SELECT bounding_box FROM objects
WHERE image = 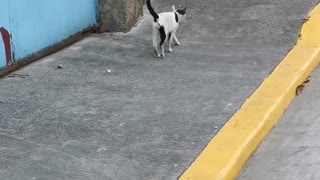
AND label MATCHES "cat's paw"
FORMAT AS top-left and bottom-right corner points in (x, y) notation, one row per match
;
(175, 42), (181, 46)
(160, 54), (165, 58)
(167, 48), (173, 52)
(154, 48), (161, 58)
